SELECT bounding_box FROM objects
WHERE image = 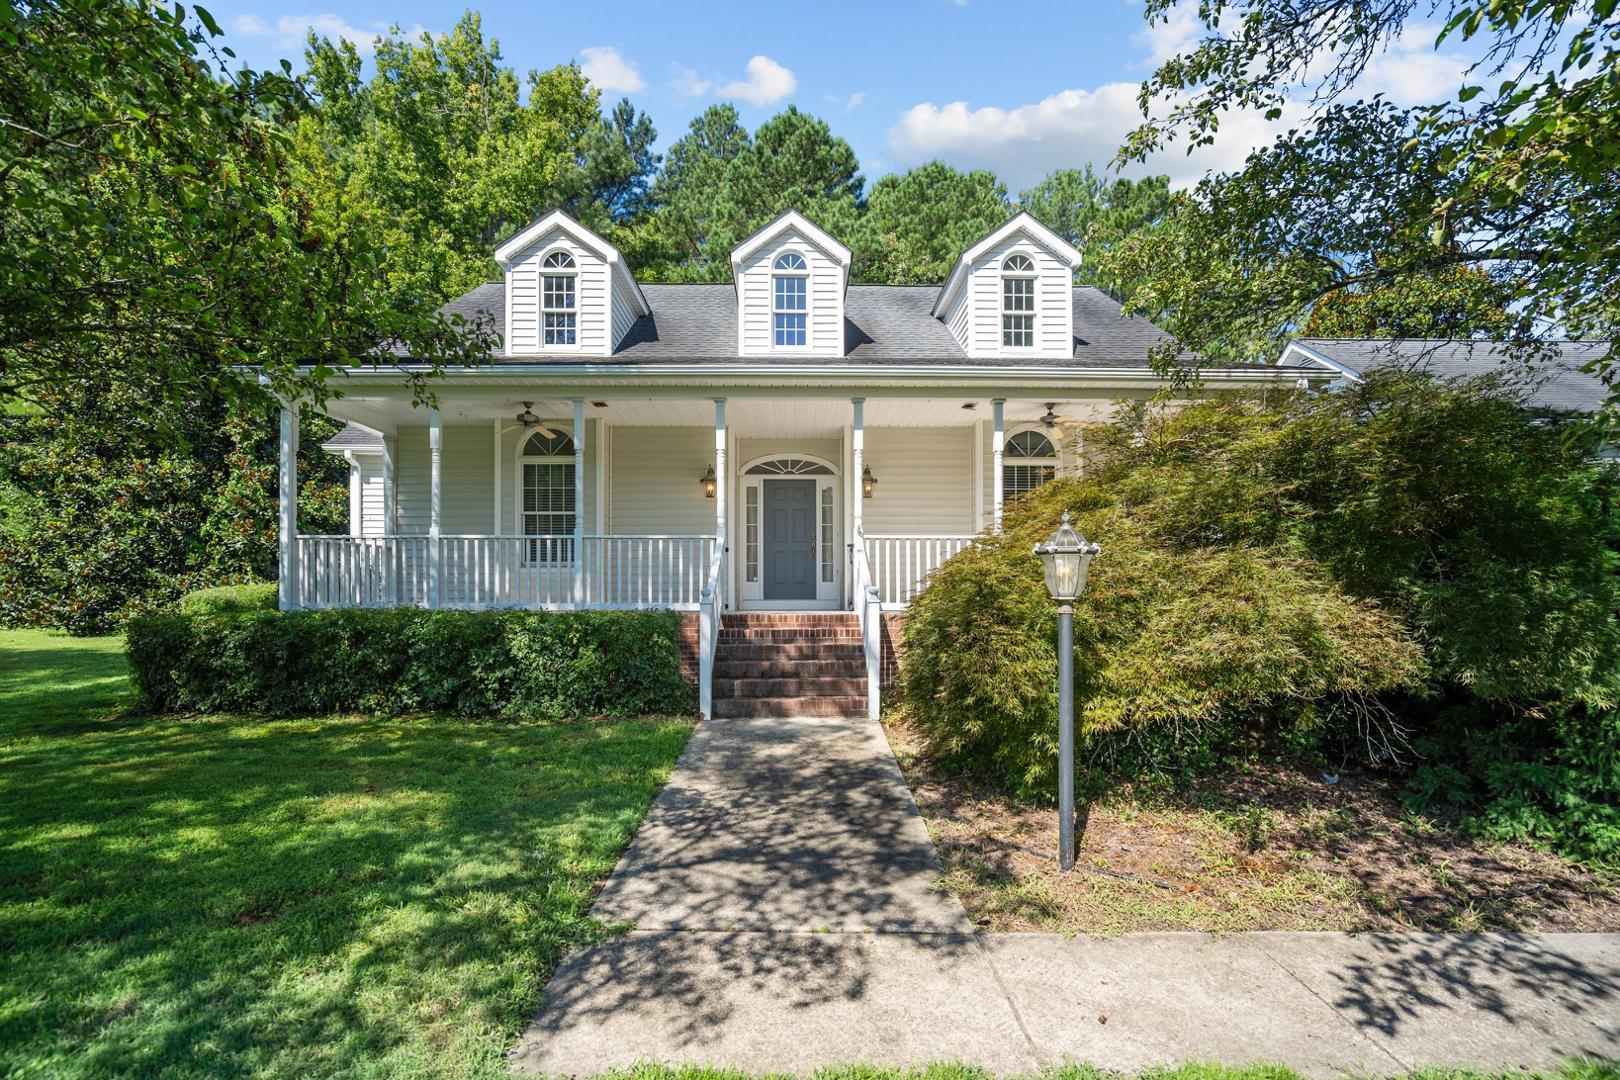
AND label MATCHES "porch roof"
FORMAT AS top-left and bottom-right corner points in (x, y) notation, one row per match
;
(425, 282), (1208, 368)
